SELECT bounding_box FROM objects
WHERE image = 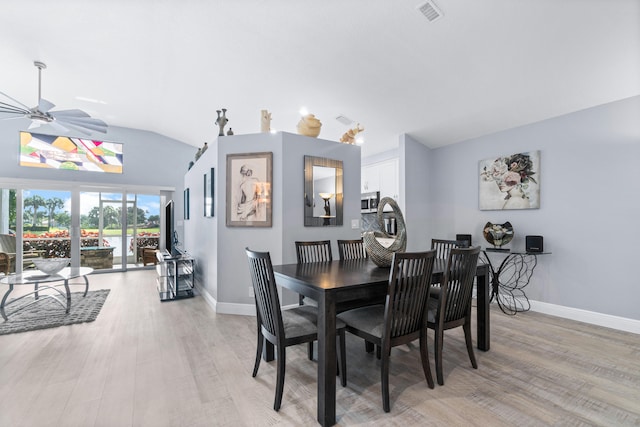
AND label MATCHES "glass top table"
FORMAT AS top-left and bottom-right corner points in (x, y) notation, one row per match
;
(0, 267), (93, 321)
